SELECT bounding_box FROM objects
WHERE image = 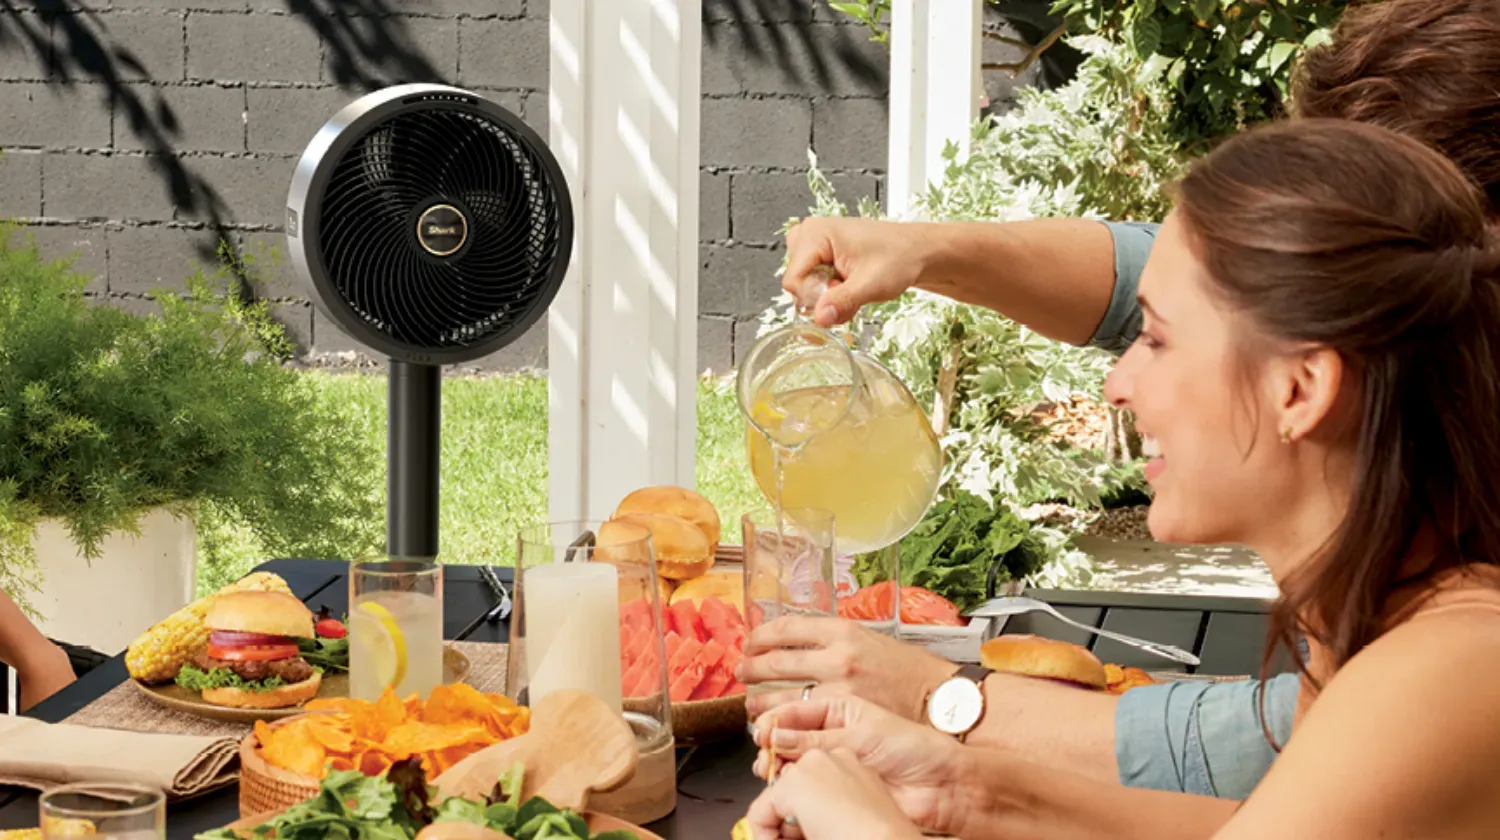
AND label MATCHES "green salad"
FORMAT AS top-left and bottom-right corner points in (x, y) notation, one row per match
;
(196, 759), (636, 840)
